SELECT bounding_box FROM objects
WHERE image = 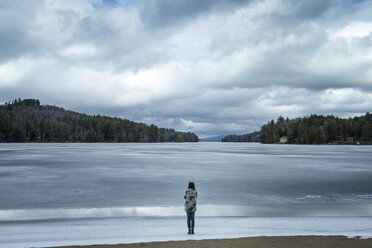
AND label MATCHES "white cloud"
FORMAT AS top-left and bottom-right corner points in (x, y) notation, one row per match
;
(0, 62), (23, 87)
(319, 88), (372, 111)
(333, 21), (372, 38)
(1, 0), (372, 137)
(180, 119), (213, 131)
(60, 44), (97, 57)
